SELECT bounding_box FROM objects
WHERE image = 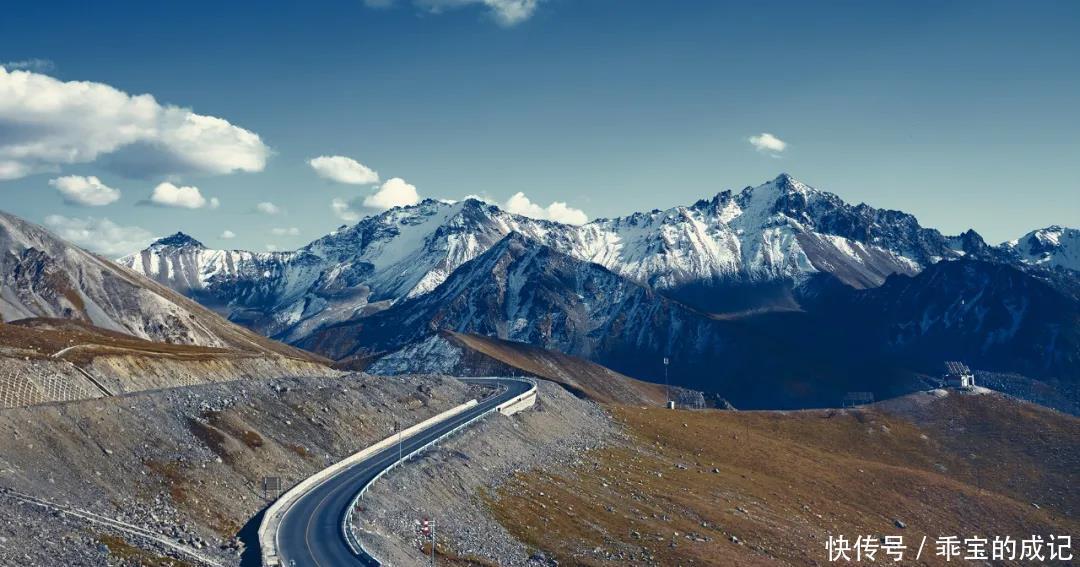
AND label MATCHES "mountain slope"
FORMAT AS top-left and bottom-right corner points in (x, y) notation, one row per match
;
(0, 209), (323, 361)
(301, 233), (928, 409)
(809, 258), (1080, 380)
(368, 330), (676, 406)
